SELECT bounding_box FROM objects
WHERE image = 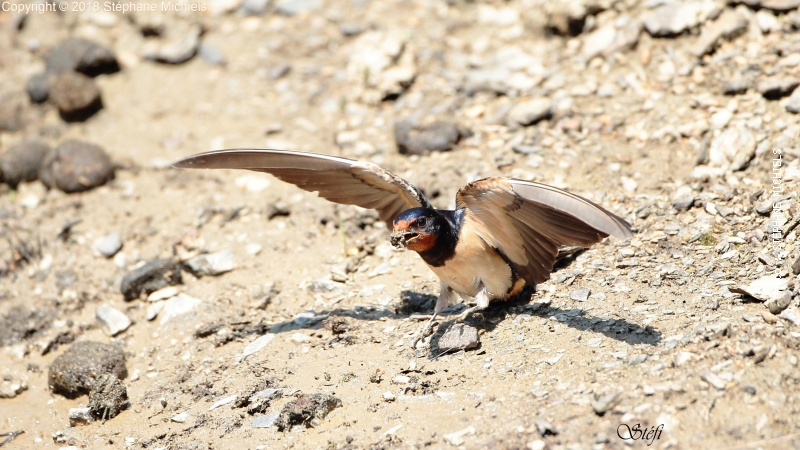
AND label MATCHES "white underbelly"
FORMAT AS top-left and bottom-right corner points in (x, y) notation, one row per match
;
(426, 236), (513, 299)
